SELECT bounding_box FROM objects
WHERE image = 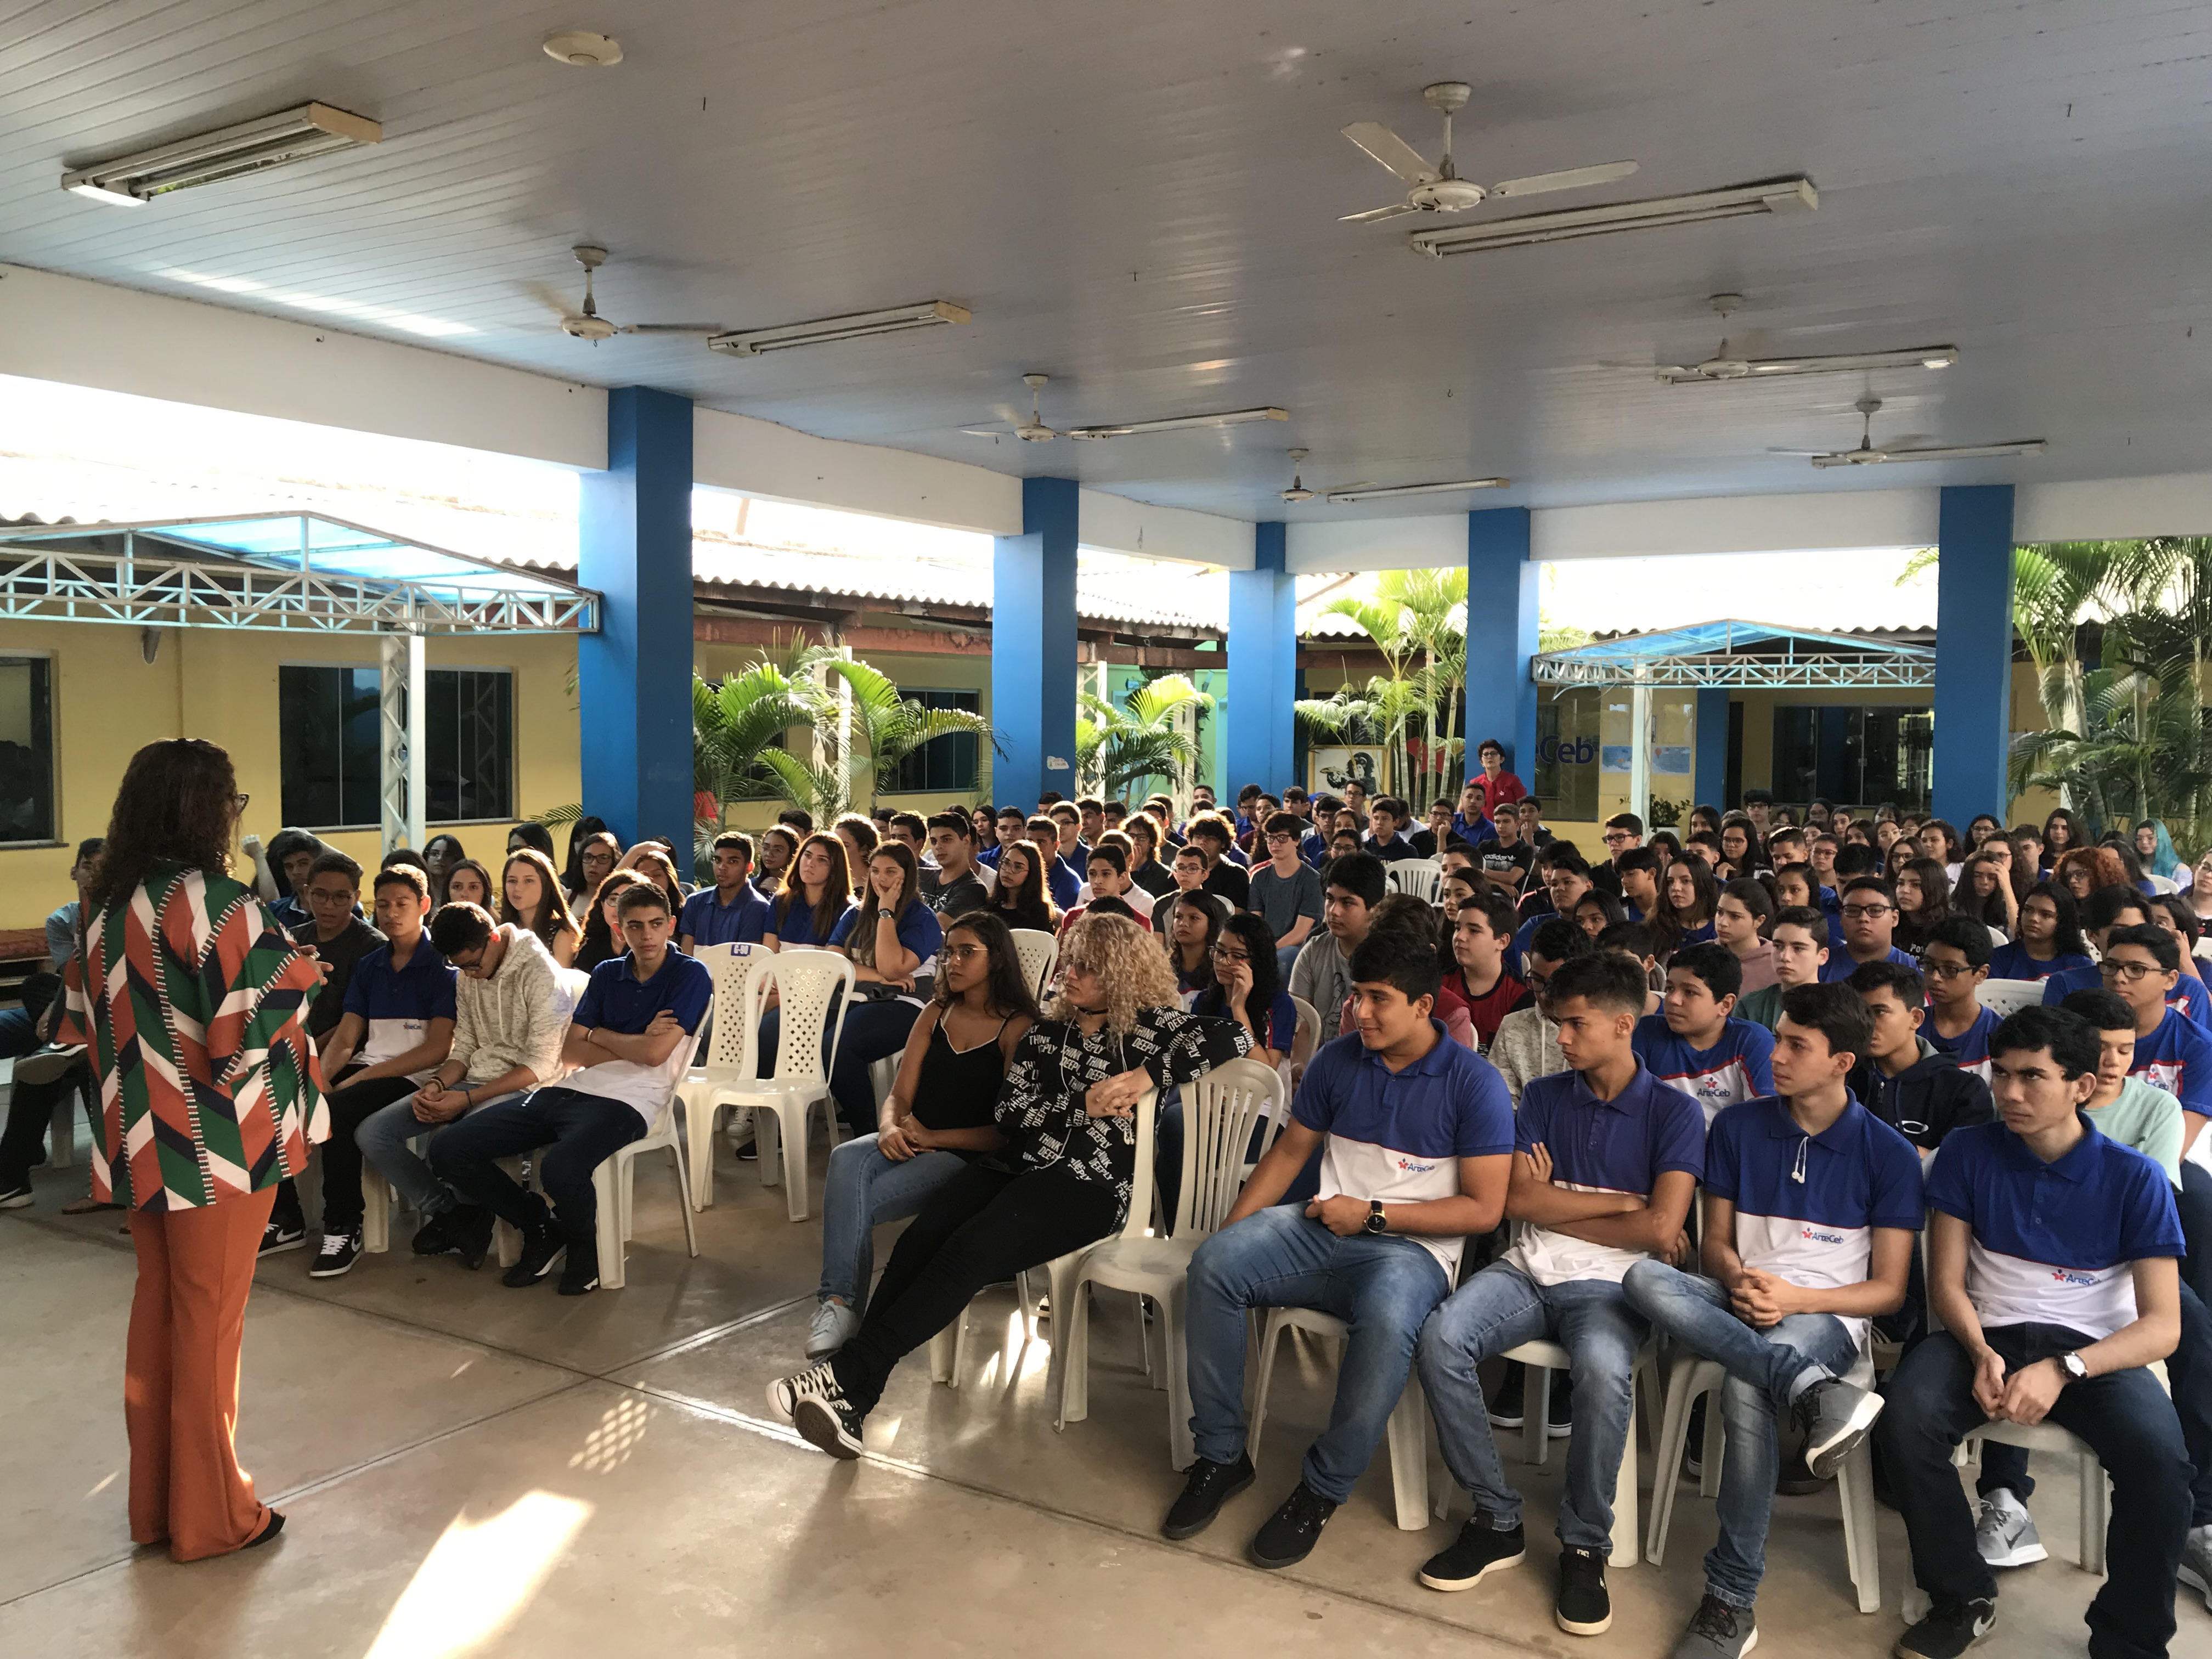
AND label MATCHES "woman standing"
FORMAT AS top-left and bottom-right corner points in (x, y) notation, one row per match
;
(823, 844), (946, 1132)
(59, 740), (325, 1560)
(499, 848), (582, 967)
